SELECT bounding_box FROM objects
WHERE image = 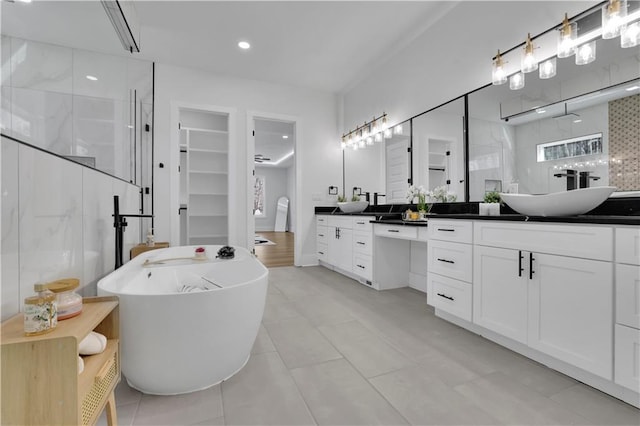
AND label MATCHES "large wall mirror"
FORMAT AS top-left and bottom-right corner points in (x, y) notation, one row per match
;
(468, 36), (639, 201)
(344, 119), (412, 204)
(1, 1), (153, 186)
